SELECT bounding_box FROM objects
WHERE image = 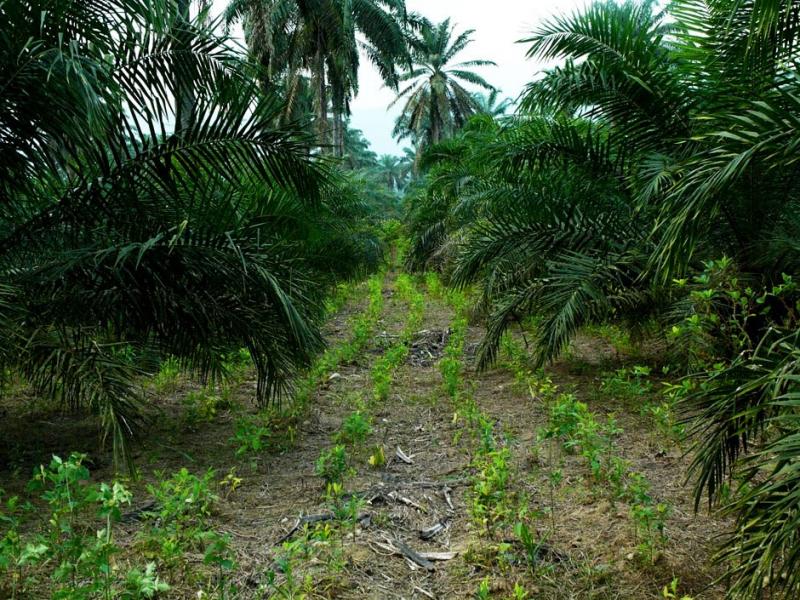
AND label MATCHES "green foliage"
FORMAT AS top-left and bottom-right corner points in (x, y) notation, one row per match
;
(140, 468), (219, 567)
(152, 357), (181, 394)
(199, 531), (236, 599)
(315, 446), (351, 486)
(265, 539), (314, 599)
(335, 412), (372, 448)
(662, 578), (694, 600)
(367, 446), (387, 469)
(514, 521), (546, 571)
(121, 563), (170, 599)
(476, 577), (492, 600)
(231, 412), (297, 459)
(371, 344), (409, 403)
(0, 0), (381, 465)
(403, 0), (800, 591)
(600, 366), (654, 402)
(0, 490), (45, 598)
(182, 388), (232, 427)
(0, 454), (175, 599)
